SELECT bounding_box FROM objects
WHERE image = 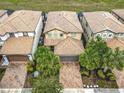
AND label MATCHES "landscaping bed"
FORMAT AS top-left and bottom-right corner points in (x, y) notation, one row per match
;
(81, 70), (118, 88)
